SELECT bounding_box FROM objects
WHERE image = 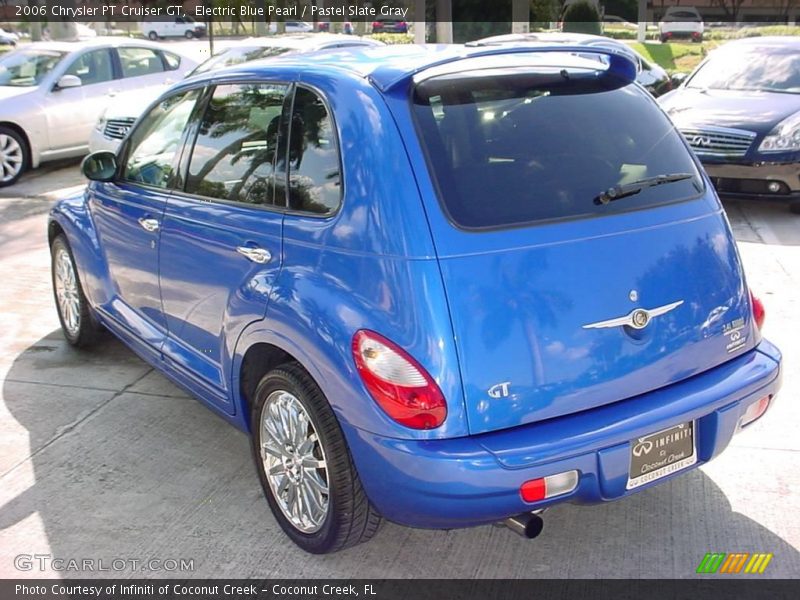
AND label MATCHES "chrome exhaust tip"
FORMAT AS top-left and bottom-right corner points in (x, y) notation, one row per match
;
(501, 512), (544, 539)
